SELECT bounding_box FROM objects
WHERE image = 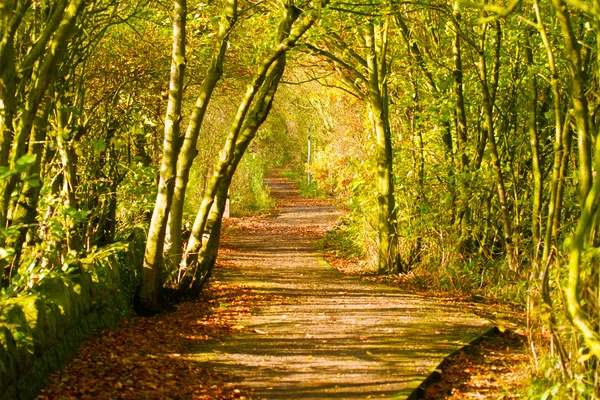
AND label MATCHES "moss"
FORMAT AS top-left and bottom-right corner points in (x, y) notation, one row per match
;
(42, 302), (61, 349)
(14, 297), (49, 356)
(0, 239), (140, 399)
(35, 278), (74, 322)
(0, 326), (17, 388)
(0, 302), (35, 374)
